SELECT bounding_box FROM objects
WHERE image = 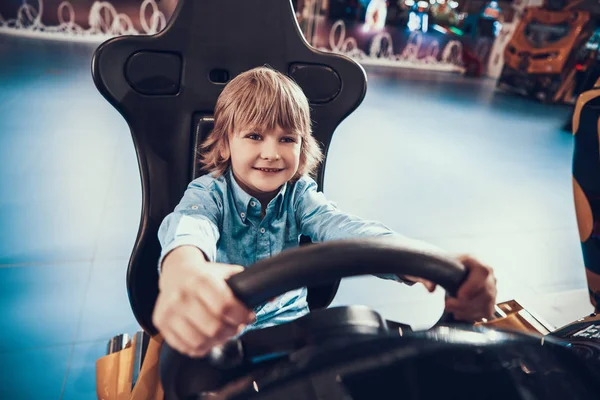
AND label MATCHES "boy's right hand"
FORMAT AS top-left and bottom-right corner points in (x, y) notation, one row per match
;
(152, 246), (255, 358)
